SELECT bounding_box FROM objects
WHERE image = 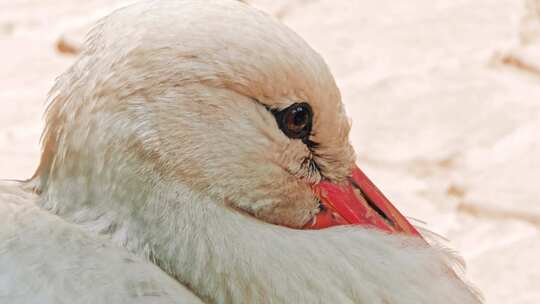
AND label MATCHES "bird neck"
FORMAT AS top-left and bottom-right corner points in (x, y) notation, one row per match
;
(33, 166), (479, 304)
